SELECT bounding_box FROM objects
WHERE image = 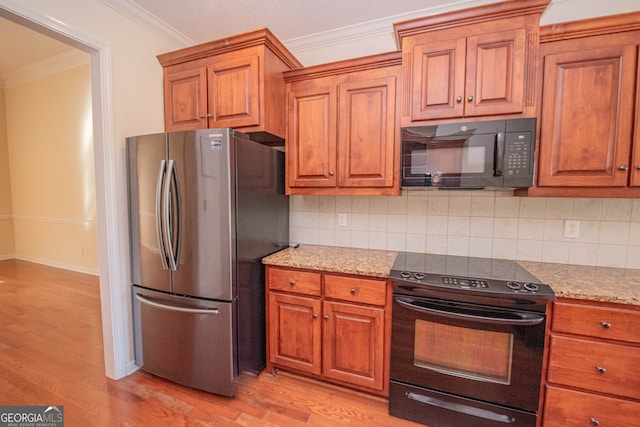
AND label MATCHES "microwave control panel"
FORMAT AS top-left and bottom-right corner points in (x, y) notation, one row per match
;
(504, 131), (533, 181)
